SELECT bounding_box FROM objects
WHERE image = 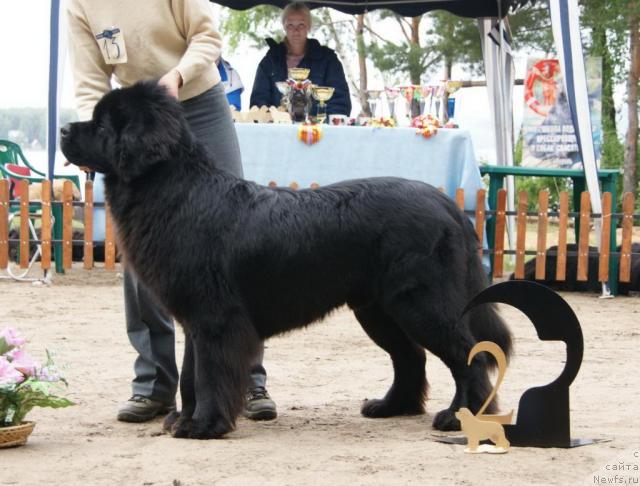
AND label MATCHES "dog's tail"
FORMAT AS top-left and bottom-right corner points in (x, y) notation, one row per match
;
(464, 232), (513, 368)
(467, 301), (513, 369)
